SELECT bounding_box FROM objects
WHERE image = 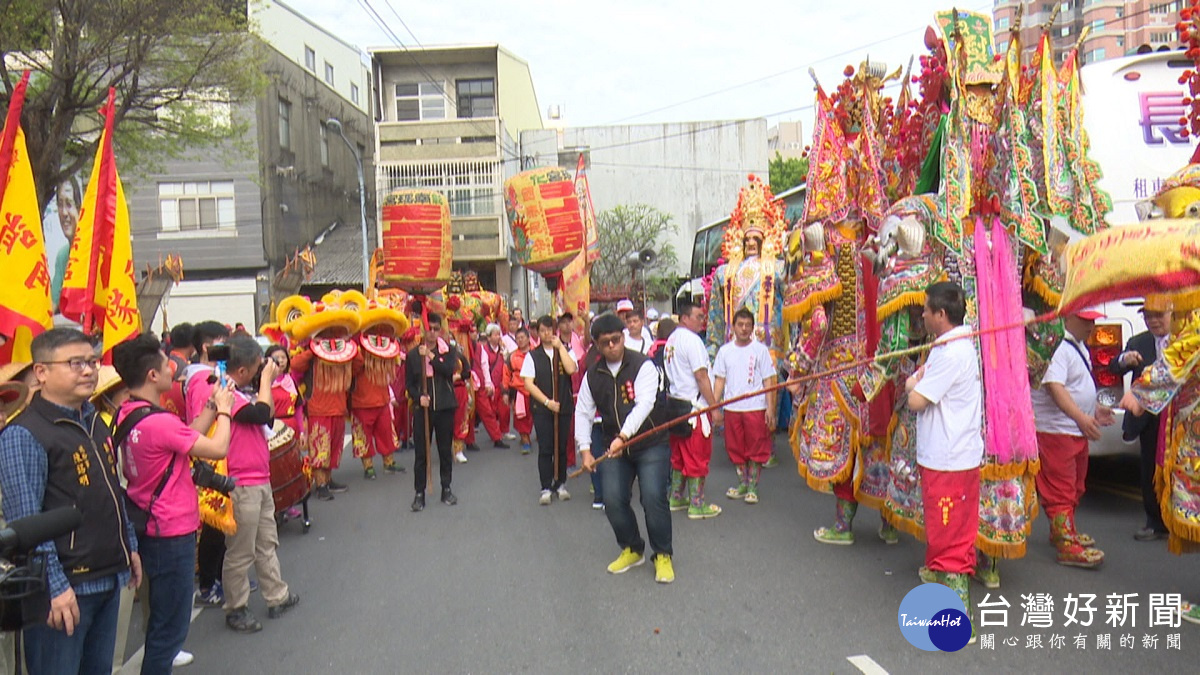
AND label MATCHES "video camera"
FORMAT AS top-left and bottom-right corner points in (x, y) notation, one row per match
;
(192, 459), (236, 495)
(0, 507), (82, 631)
